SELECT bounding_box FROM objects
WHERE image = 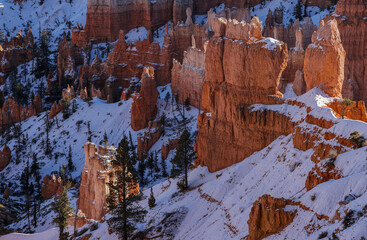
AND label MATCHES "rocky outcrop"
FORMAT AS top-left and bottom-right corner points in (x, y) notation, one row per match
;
(171, 43), (205, 108)
(162, 136), (179, 160)
(49, 100), (63, 119)
(79, 142), (139, 220)
(332, 0), (367, 104)
(137, 122), (163, 160)
(195, 17), (290, 172)
(131, 68), (159, 131)
(41, 175), (63, 200)
(0, 30), (35, 84)
(304, 19), (346, 98)
(0, 95), (43, 133)
(305, 162), (342, 191)
(0, 145), (11, 172)
(327, 100), (367, 122)
(247, 195), (297, 240)
(292, 70), (307, 96)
